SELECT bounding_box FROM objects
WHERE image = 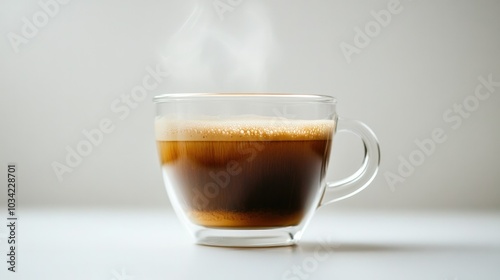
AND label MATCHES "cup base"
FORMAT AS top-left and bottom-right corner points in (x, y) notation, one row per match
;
(194, 227), (302, 247)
